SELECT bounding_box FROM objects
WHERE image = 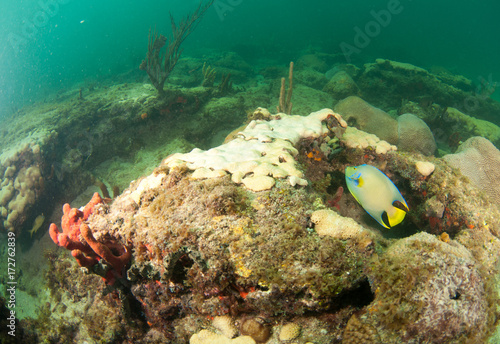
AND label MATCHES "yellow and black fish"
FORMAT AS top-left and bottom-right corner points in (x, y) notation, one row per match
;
(345, 165), (409, 229)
